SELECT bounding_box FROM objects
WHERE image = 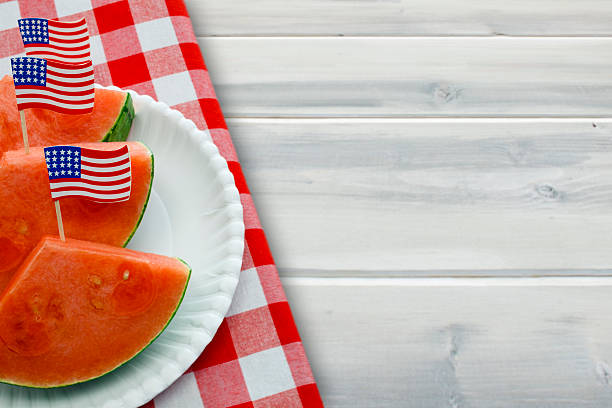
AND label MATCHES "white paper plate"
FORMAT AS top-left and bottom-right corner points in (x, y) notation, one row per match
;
(0, 88), (244, 407)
